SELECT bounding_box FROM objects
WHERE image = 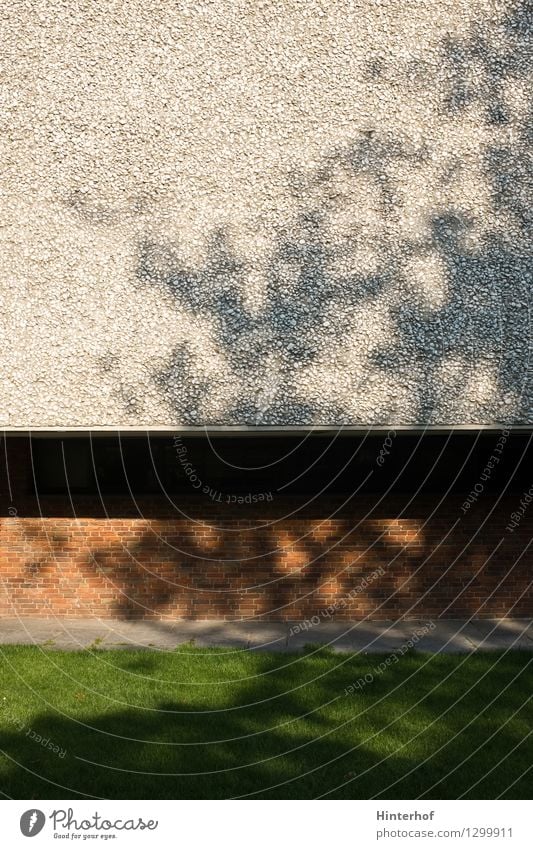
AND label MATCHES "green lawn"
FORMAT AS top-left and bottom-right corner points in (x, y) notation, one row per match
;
(0, 645), (531, 799)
